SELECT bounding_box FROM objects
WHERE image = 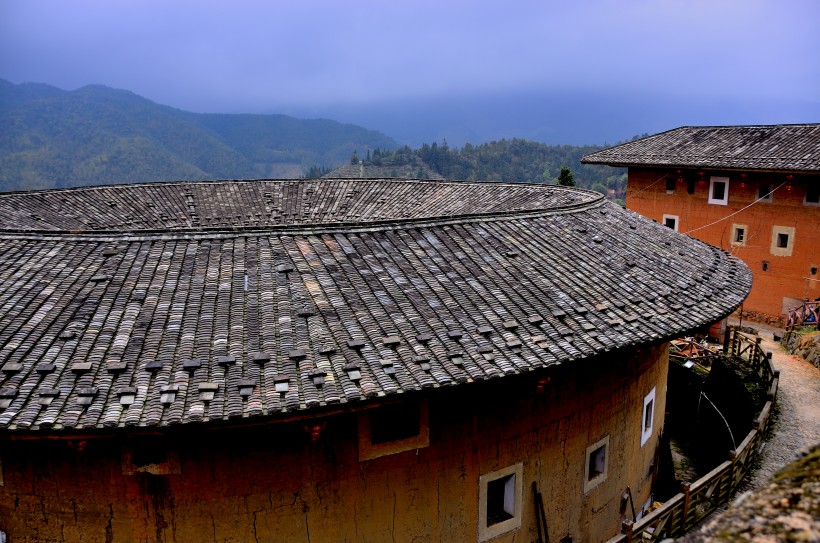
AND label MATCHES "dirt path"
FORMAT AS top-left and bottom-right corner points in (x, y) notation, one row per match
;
(731, 320), (820, 489)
